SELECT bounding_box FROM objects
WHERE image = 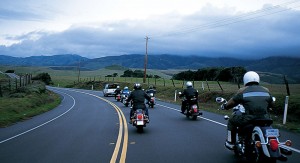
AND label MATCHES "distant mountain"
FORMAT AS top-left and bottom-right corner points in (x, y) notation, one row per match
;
(75, 54), (300, 83)
(0, 54), (88, 66)
(78, 54), (254, 70)
(0, 54), (299, 83)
